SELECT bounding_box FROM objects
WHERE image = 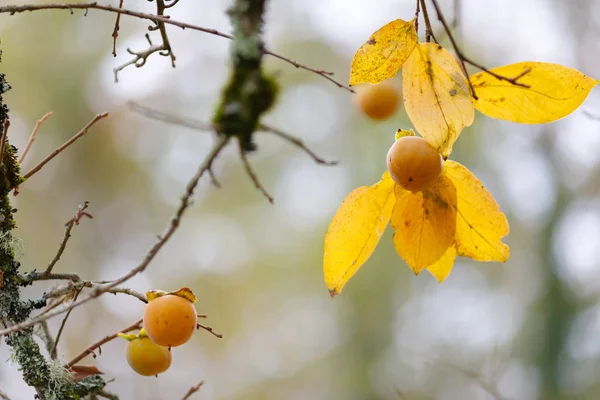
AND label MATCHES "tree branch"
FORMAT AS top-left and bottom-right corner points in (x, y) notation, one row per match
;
(21, 112), (108, 182)
(0, 3), (352, 92)
(66, 319), (143, 368)
(0, 135), (229, 337)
